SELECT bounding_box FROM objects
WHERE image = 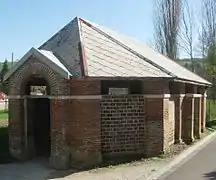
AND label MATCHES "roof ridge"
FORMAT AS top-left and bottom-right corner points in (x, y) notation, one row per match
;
(79, 18), (177, 78)
(39, 17), (79, 50)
